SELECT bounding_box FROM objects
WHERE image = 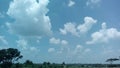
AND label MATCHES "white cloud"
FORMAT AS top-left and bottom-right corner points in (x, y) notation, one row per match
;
(59, 29), (67, 35)
(60, 17), (97, 37)
(77, 16), (97, 33)
(7, 0), (52, 37)
(60, 23), (78, 36)
(49, 37), (68, 45)
(48, 48), (55, 53)
(17, 38), (38, 51)
(86, 0), (101, 8)
(49, 37), (60, 45)
(17, 39), (28, 50)
(0, 36), (8, 45)
(61, 40), (68, 45)
(68, 0), (75, 7)
(86, 22), (120, 44)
